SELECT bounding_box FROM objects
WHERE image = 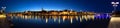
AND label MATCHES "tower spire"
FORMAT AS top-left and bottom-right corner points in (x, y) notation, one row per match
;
(70, 9), (72, 12)
(41, 7), (44, 11)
